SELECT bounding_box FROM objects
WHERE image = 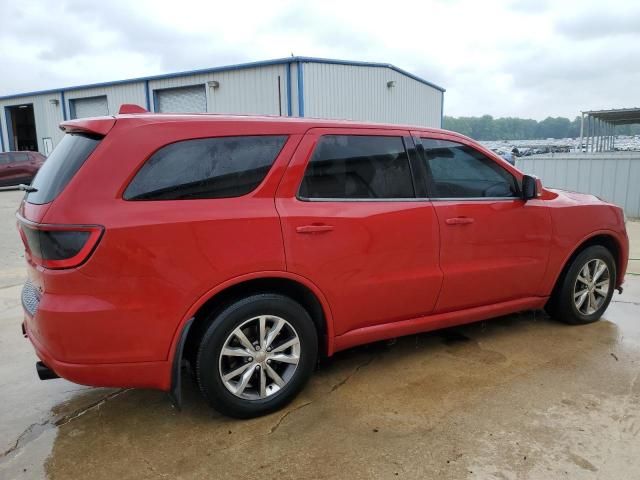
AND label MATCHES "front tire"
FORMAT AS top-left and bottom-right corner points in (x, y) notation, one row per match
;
(196, 294), (318, 418)
(546, 245), (616, 325)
